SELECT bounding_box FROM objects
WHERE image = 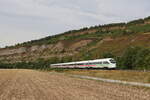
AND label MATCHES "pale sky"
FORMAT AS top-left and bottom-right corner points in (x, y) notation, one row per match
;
(0, 0), (150, 47)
